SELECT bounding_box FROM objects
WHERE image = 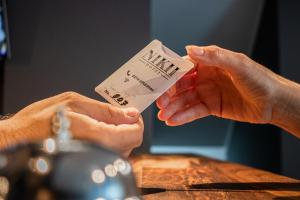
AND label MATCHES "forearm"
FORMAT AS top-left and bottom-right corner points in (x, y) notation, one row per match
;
(271, 76), (300, 138)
